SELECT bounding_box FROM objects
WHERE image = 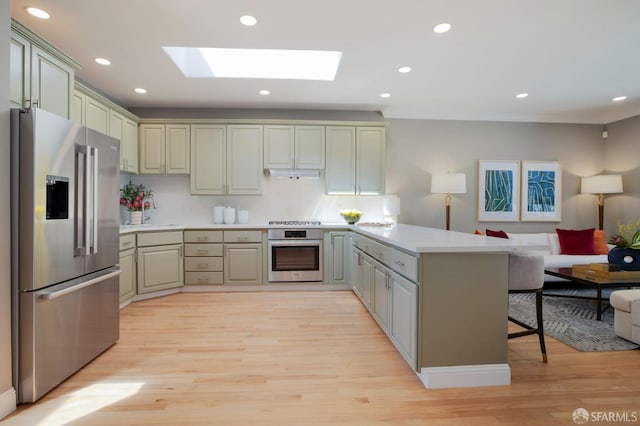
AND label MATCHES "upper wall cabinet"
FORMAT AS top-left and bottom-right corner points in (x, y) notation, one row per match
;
(263, 125), (325, 169)
(191, 125), (226, 194)
(227, 125), (264, 194)
(189, 124), (263, 195)
(325, 126), (386, 195)
(110, 110), (139, 174)
(356, 127), (386, 194)
(10, 19), (81, 119)
(73, 83), (141, 174)
(139, 124), (190, 174)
